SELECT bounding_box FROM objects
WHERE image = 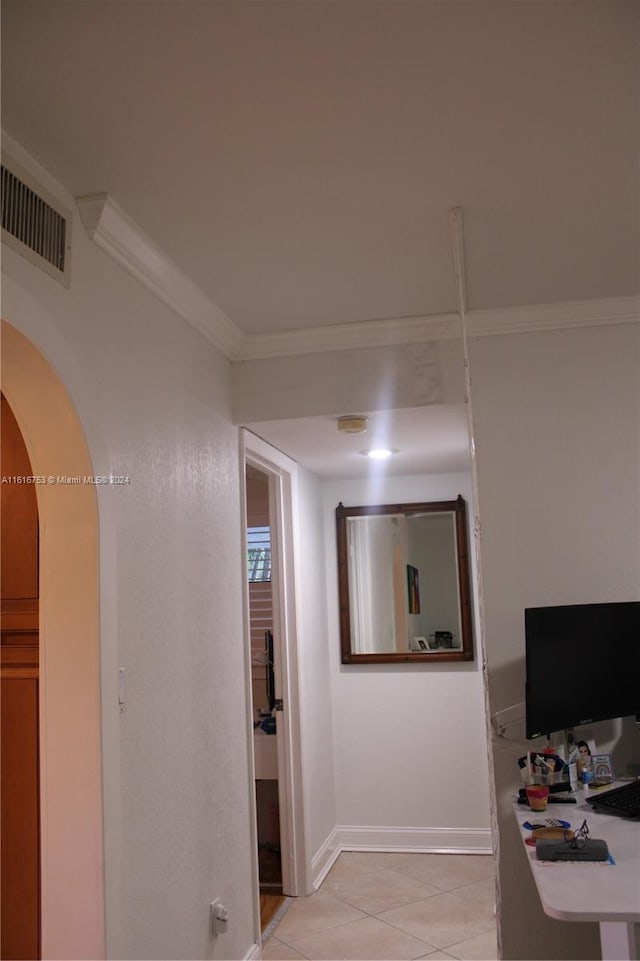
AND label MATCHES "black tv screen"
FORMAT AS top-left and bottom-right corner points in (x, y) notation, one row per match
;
(525, 601), (640, 739)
